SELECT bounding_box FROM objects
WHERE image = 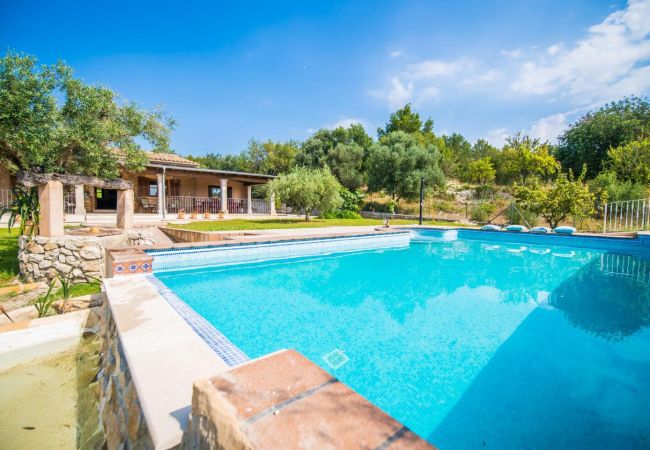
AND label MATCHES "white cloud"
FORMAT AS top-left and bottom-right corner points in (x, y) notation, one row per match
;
(512, 0), (650, 104)
(462, 69), (504, 85)
(529, 113), (567, 142)
(325, 118), (368, 130)
(389, 50), (403, 58)
(370, 77), (414, 109)
(500, 48), (524, 59)
(486, 128), (511, 147)
(405, 59), (467, 79)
